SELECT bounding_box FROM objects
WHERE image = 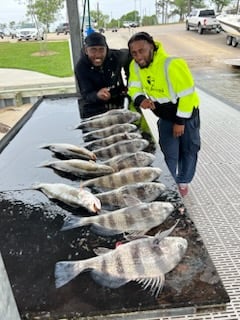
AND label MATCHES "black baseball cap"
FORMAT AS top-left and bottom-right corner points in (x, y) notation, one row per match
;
(84, 32), (107, 47)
